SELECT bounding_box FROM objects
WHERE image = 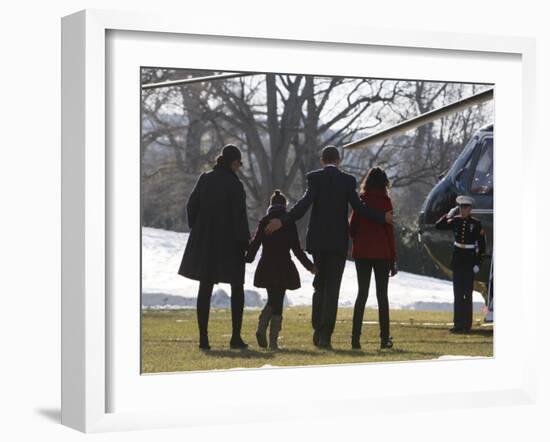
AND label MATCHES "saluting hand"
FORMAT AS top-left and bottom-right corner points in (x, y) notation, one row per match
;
(264, 218), (283, 235)
(447, 206), (459, 218)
